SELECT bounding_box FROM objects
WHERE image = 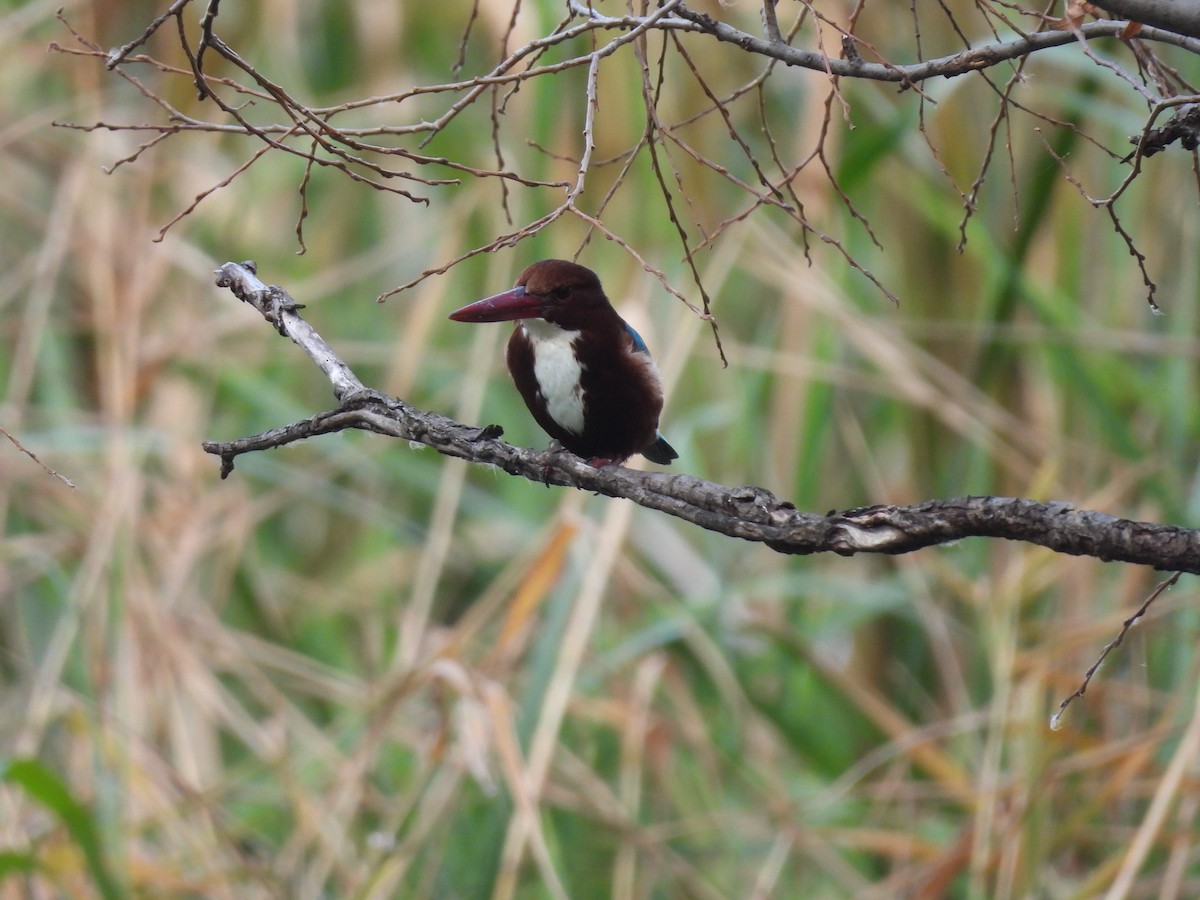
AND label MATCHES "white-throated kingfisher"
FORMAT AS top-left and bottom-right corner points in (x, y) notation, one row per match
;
(449, 259), (678, 467)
